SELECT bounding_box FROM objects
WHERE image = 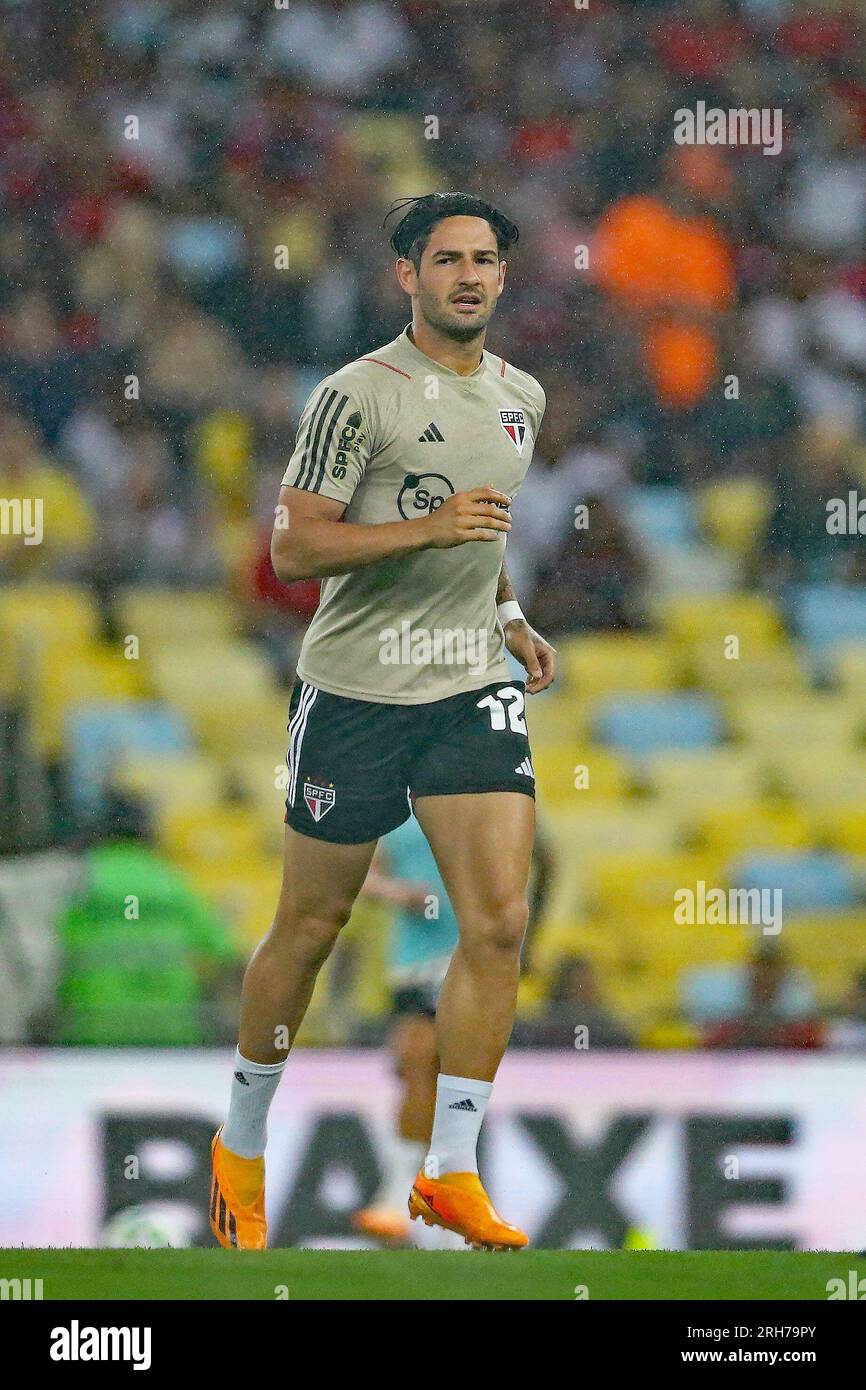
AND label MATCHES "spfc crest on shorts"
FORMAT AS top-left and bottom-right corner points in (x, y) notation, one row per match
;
(499, 409), (527, 454)
(303, 779), (336, 821)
